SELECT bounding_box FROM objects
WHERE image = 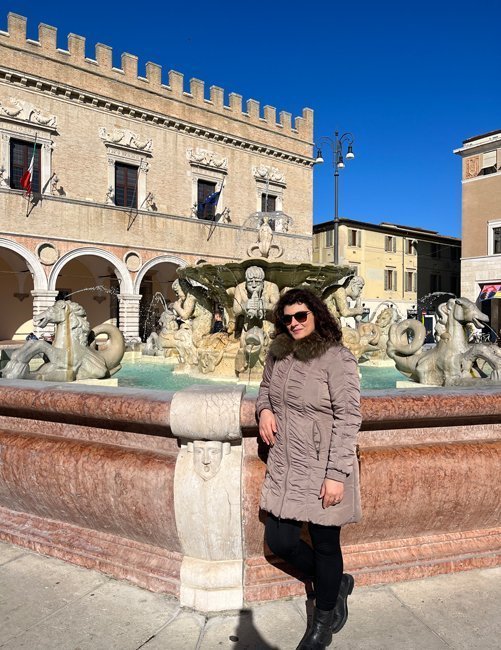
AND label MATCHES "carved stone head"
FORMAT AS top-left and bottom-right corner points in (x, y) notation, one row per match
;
(188, 440), (231, 480)
(245, 266), (265, 296)
(347, 275), (365, 298)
